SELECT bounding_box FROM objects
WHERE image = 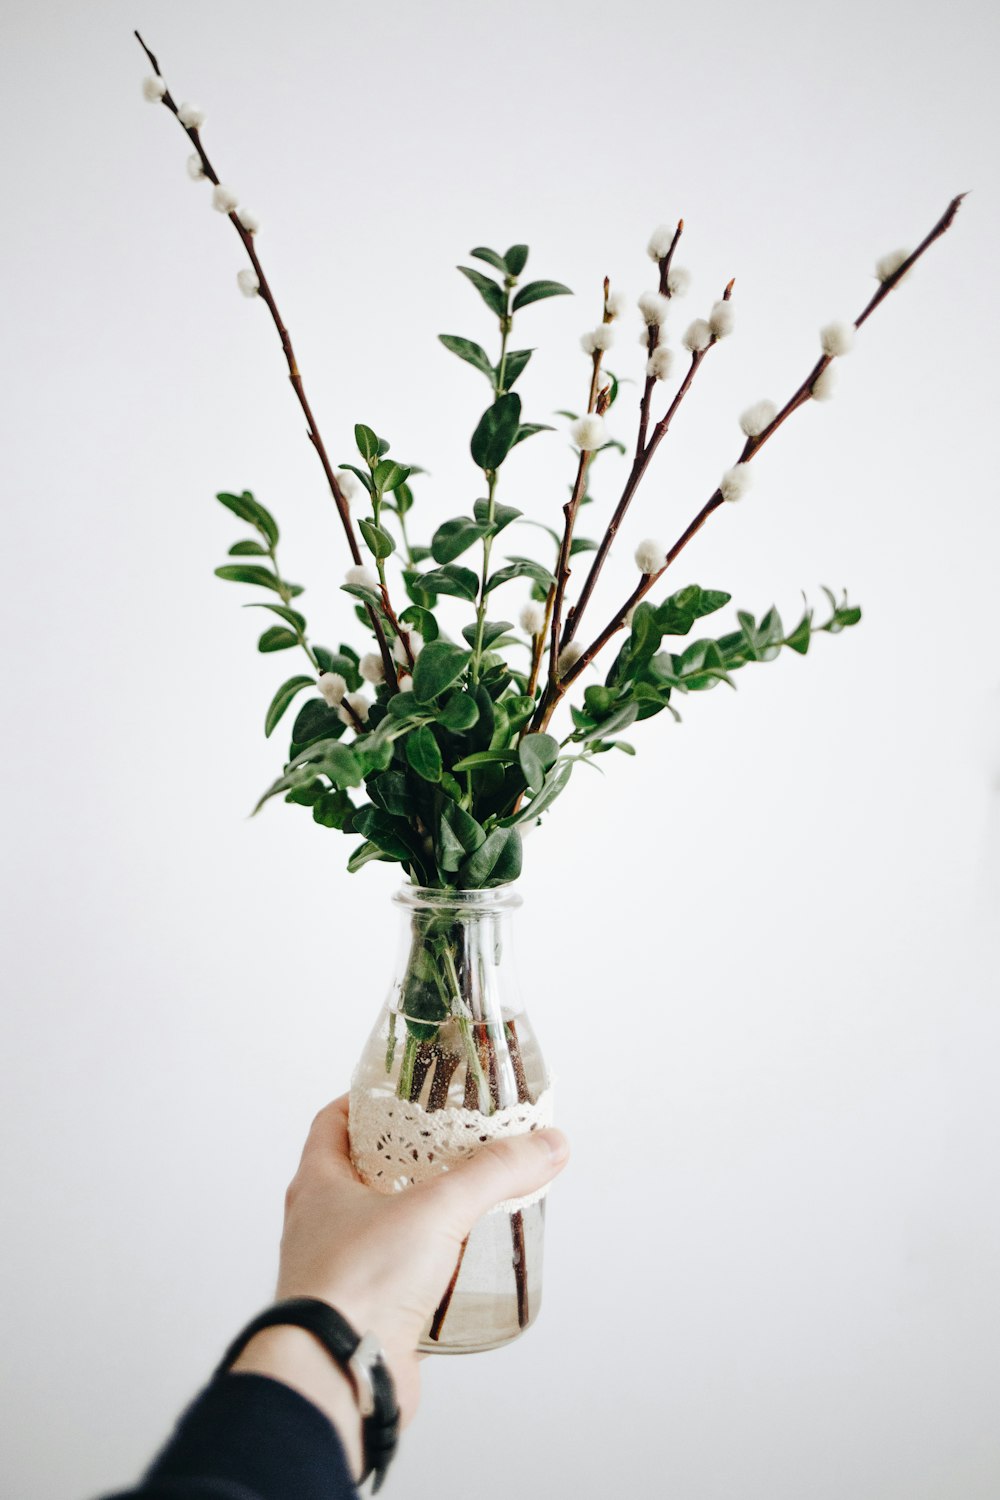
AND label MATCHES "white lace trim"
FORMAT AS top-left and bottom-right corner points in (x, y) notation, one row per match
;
(349, 1084), (555, 1214)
